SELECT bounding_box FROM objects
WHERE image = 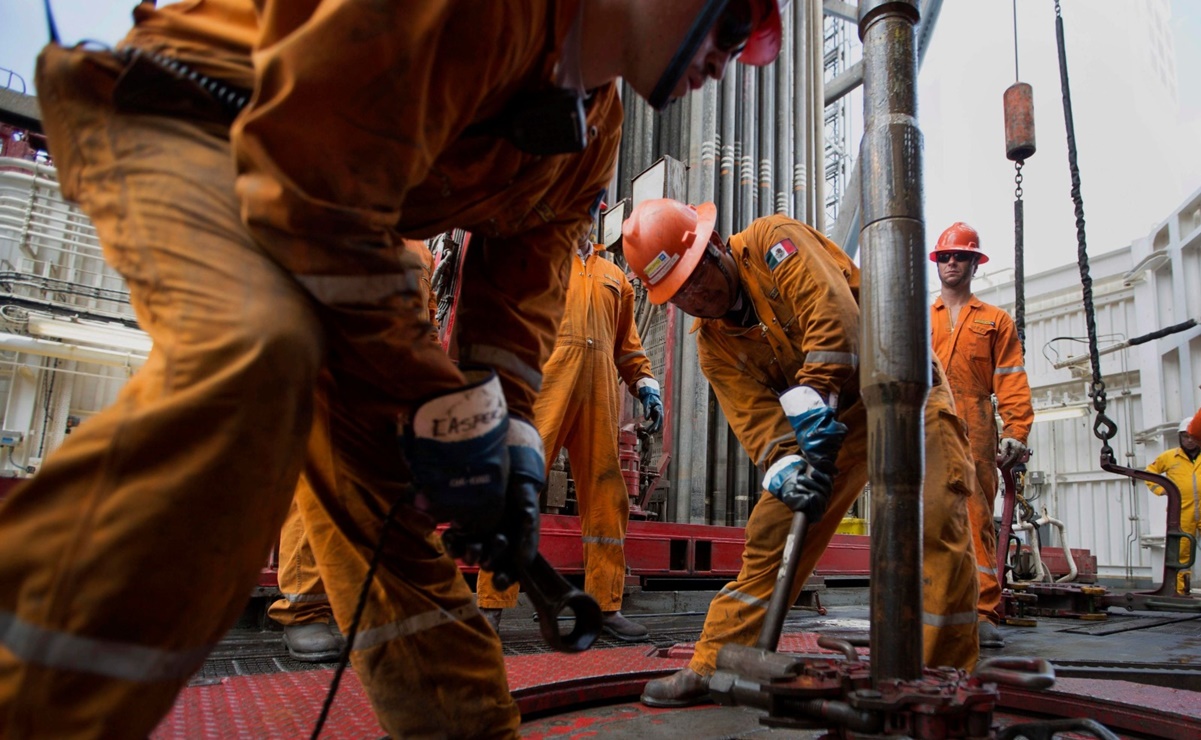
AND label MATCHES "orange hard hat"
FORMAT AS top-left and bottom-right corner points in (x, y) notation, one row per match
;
(740, 0), (787, 66)
(929, 221), (989, 264)
(623, 199), (718, 305)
